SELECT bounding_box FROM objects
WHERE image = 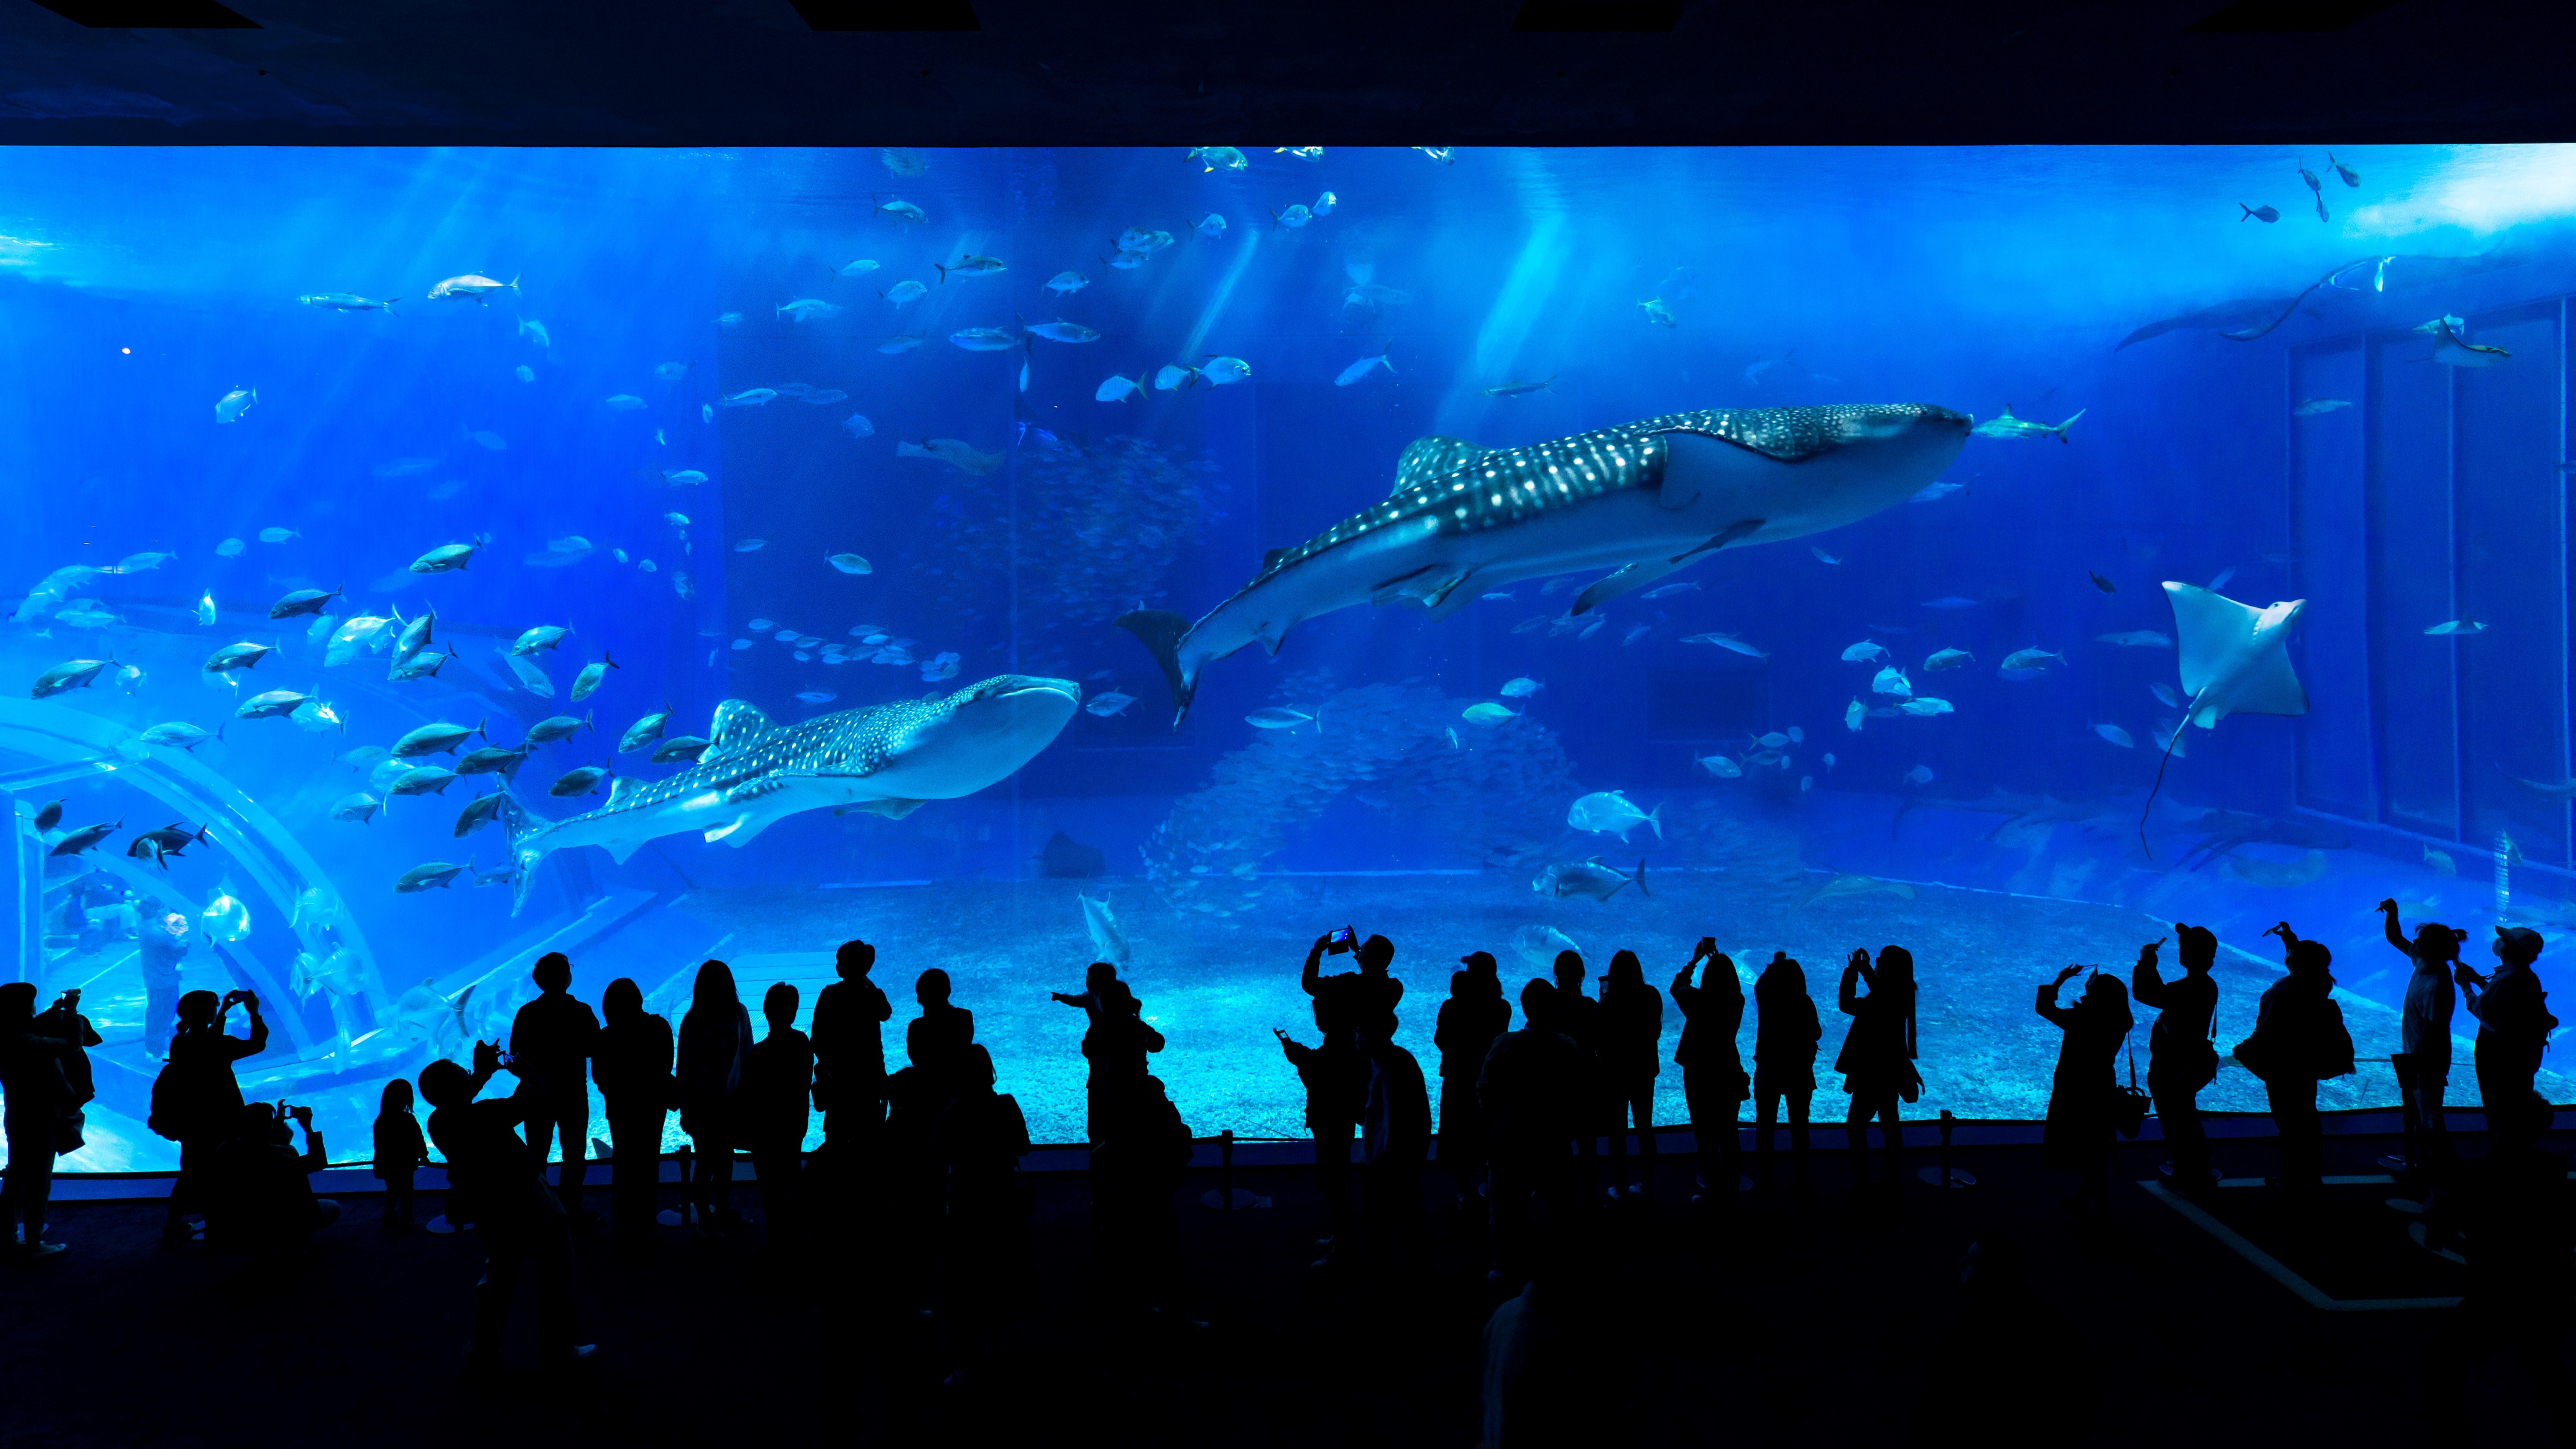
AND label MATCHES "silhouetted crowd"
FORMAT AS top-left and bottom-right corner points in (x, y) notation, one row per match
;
(0, 911), (2566, 1432)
